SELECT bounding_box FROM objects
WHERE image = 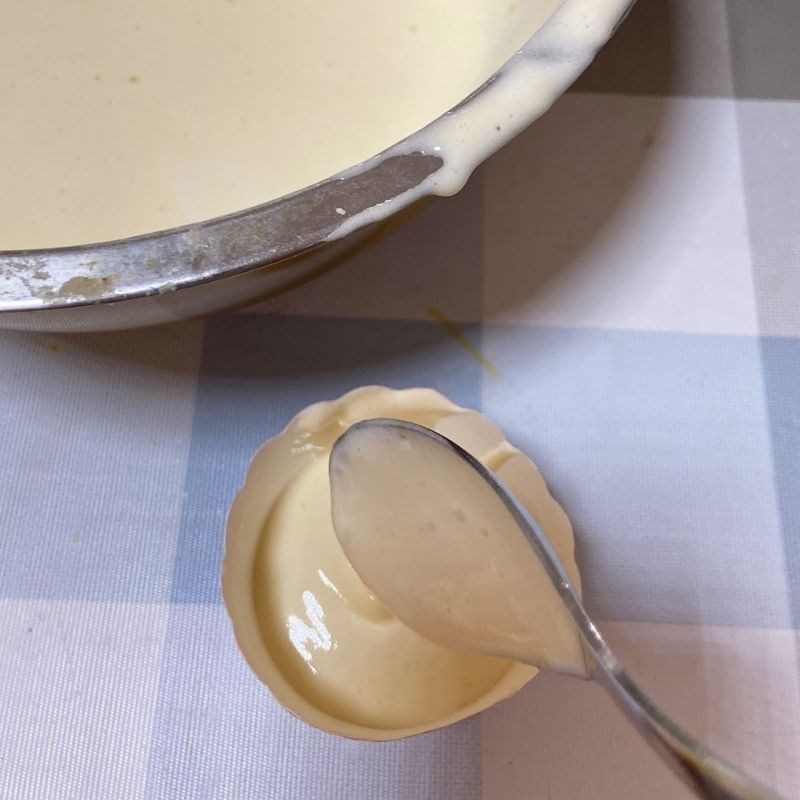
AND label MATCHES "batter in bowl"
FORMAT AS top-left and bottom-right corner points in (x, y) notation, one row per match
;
(2, 0), (561, 249)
